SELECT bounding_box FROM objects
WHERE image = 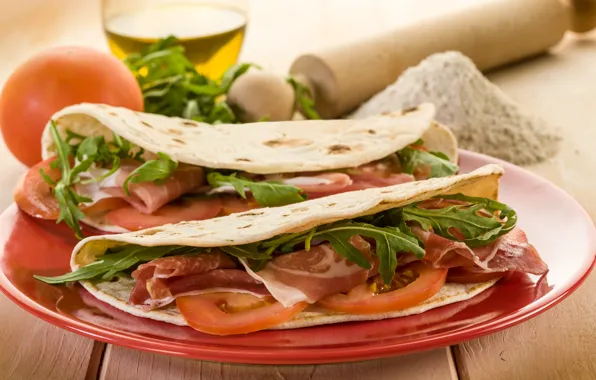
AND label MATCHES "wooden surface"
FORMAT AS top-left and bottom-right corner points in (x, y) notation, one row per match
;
(0, 1), (595, 379)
